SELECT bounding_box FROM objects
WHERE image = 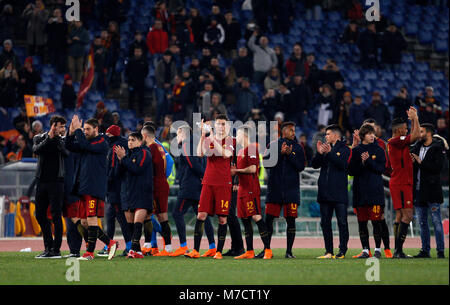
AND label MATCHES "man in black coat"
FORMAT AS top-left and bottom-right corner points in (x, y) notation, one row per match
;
(222, 11), (241, 59)
(357, 23), (379, 69)
(33, 115), (68, 258)
(411, 123), (446, 259)
(232, 47), (253, 80)
(381, 23), (406, 68)
(348, 124), (386, 259)
(311, 125), (350, 259)
(125, 47), (149, 116)
(389, 87), (412, 122)
(287, 74), (312, 128)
